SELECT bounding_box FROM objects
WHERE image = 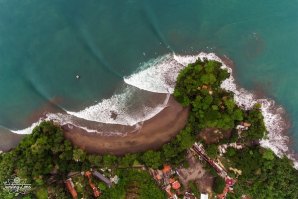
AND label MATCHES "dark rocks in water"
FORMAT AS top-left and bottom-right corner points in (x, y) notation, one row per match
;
(110, 111), (117, 120)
